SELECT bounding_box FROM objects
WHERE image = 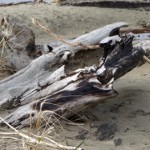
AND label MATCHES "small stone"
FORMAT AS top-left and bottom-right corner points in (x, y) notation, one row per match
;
(114, 138), (122, 146)
(111, 116), (117, 120)
(124, 128), (129, 132)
